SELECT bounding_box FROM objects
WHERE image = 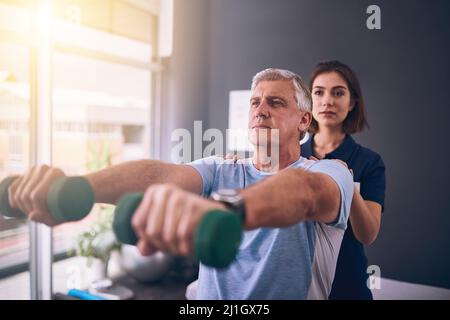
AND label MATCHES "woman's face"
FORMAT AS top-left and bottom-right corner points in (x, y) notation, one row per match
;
(311, 71), (354, 130)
